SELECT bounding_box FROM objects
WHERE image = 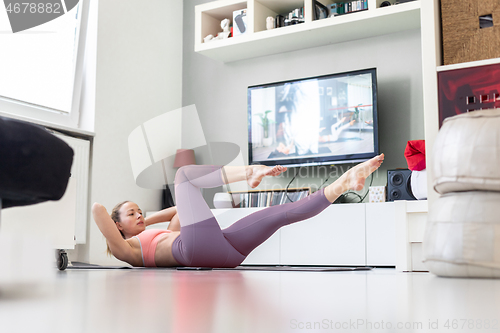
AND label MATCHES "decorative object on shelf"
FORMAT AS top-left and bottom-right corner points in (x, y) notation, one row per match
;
(369, 186), (386, 203)
(221, 18), (230, 32)
(204, 18), (231, 43)
(203, 34), (214, 43)
(233, 9), (247, 36)
(441, 0), (500, 65)
(213, 193), (233, 209)
(266, 16), (274, 30)
(380, 1), (392, 7)
(272, 7), (305, 27)
(275, 14), (284, 28)
(284, 7), (304, 26)
(424, 109), (500, 278)
(437, 62), (500, 127)
(313, 1), (329, 20)
(218, 18), (231, 39)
